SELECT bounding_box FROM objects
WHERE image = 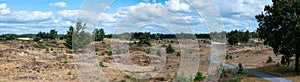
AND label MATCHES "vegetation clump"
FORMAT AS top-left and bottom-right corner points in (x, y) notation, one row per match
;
(194, 71), (205, 81)
(225, 54), (233, 59)
(98, 61), (105, 67)
(166, 44), (174, 53)
(266, 56), (273, 63)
